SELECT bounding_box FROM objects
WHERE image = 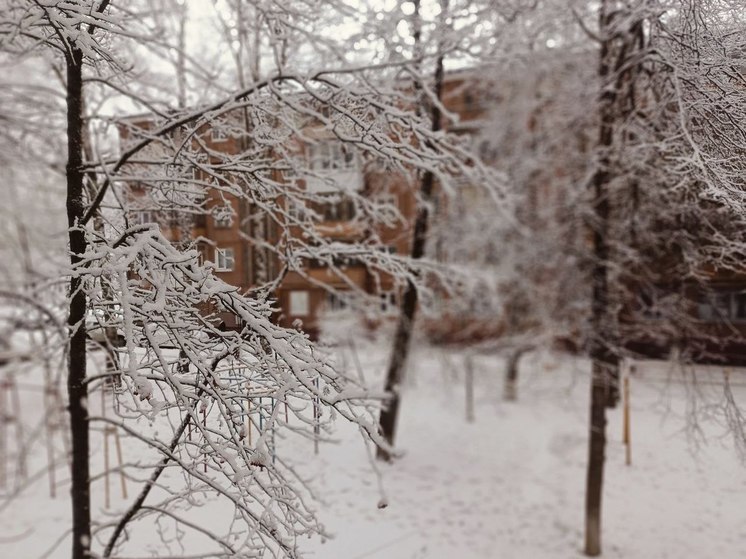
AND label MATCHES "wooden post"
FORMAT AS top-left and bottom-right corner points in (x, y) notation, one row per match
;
(0, 375), (8, 489)
(114, 429), (127, 499)
(102, 388), (110, 508)
(42, 353), (58, 499)
(246, 379), (252, 446)
(464, 354), (475, 423)
(313, 377), (320, 456)
(10, 376), (26, 481)
(0, 374), (28, 490)
(272, 399), (277, 465)
(45, 384), (57, 498)
(100, 386), (126, 503)
(347, 338), (366, 384)
(202, 406), (208, 473)
(623, 375), (631, 467)
(44, 374), (70, 498)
